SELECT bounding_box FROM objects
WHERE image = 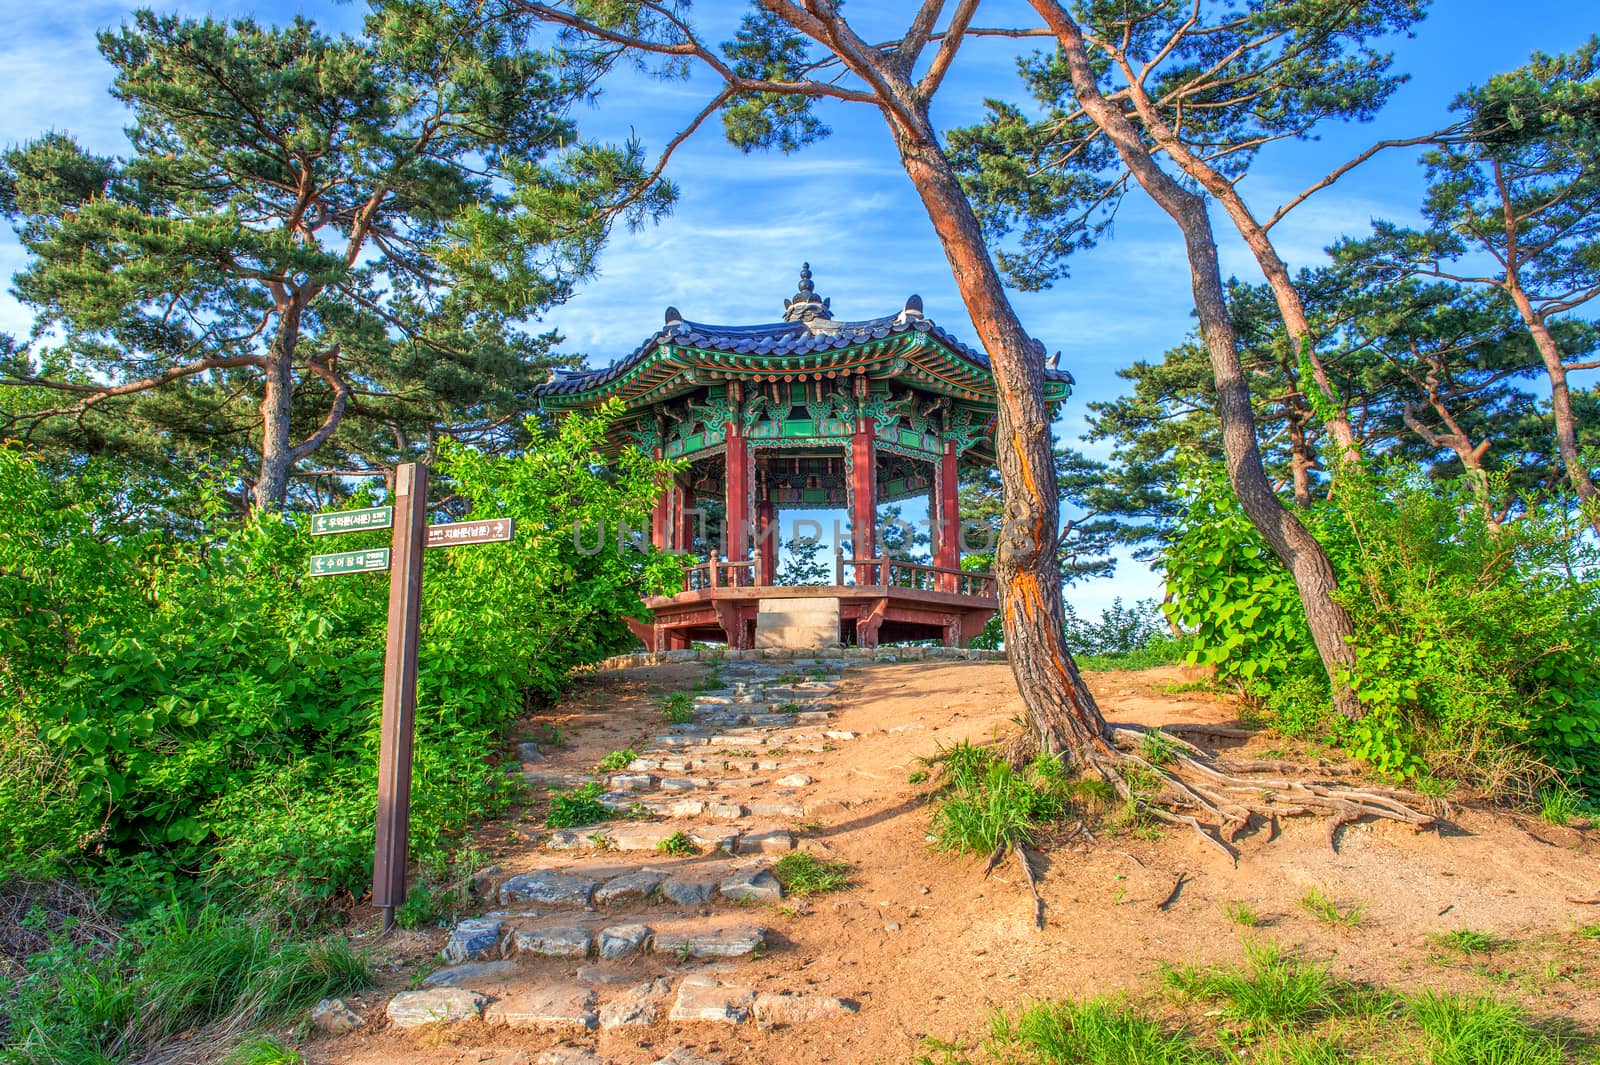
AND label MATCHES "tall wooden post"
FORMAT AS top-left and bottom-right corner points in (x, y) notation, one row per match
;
(725, 428), (750, 570)
(849, 421), (876, 583)
(679, 486), (696, 555)
(935, 440), (960, 591)
(757, 499), (776, 585)
(650, 450), (670, 551)
(374, 461), (427, 932)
